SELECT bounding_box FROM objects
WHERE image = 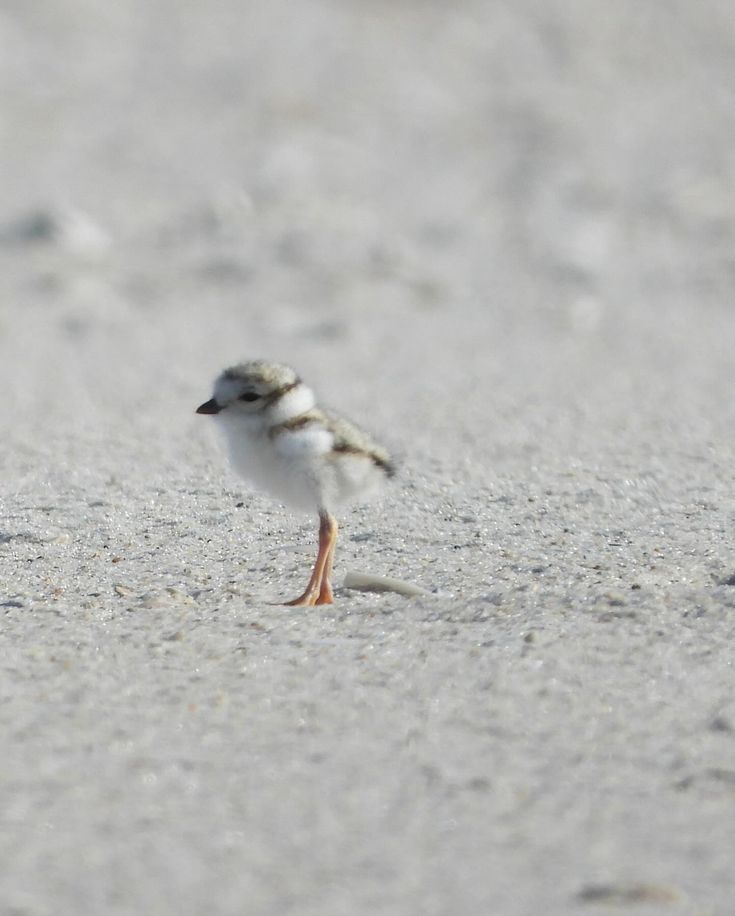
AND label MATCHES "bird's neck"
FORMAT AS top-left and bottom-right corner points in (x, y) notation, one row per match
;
(266, 383), (316, 424)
